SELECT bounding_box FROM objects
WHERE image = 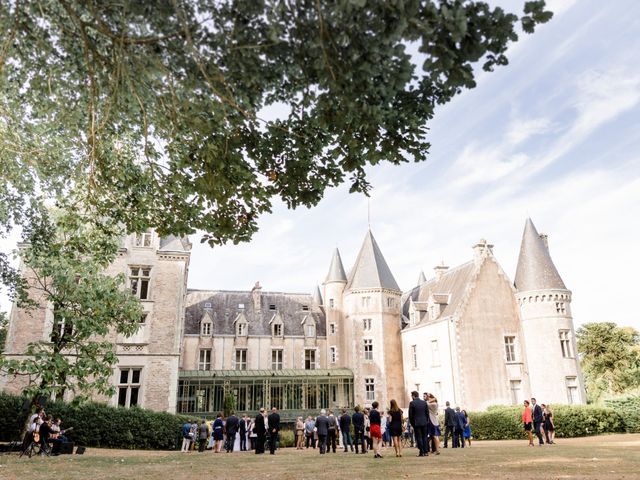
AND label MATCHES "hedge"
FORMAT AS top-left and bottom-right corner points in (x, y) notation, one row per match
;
(467, 404), (625, 440)
(604, 394), (640, 433)
(0, 392), (191, 450)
